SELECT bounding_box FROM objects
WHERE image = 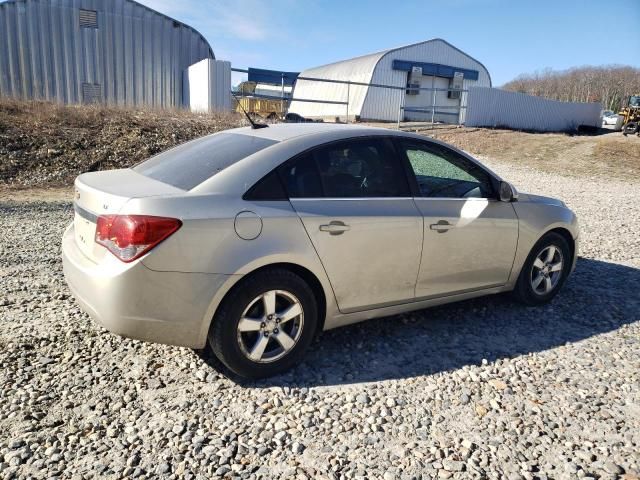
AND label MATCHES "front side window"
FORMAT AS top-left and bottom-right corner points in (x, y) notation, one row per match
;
(399, 141), (493, 199)
(280, 139), (409, 198)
